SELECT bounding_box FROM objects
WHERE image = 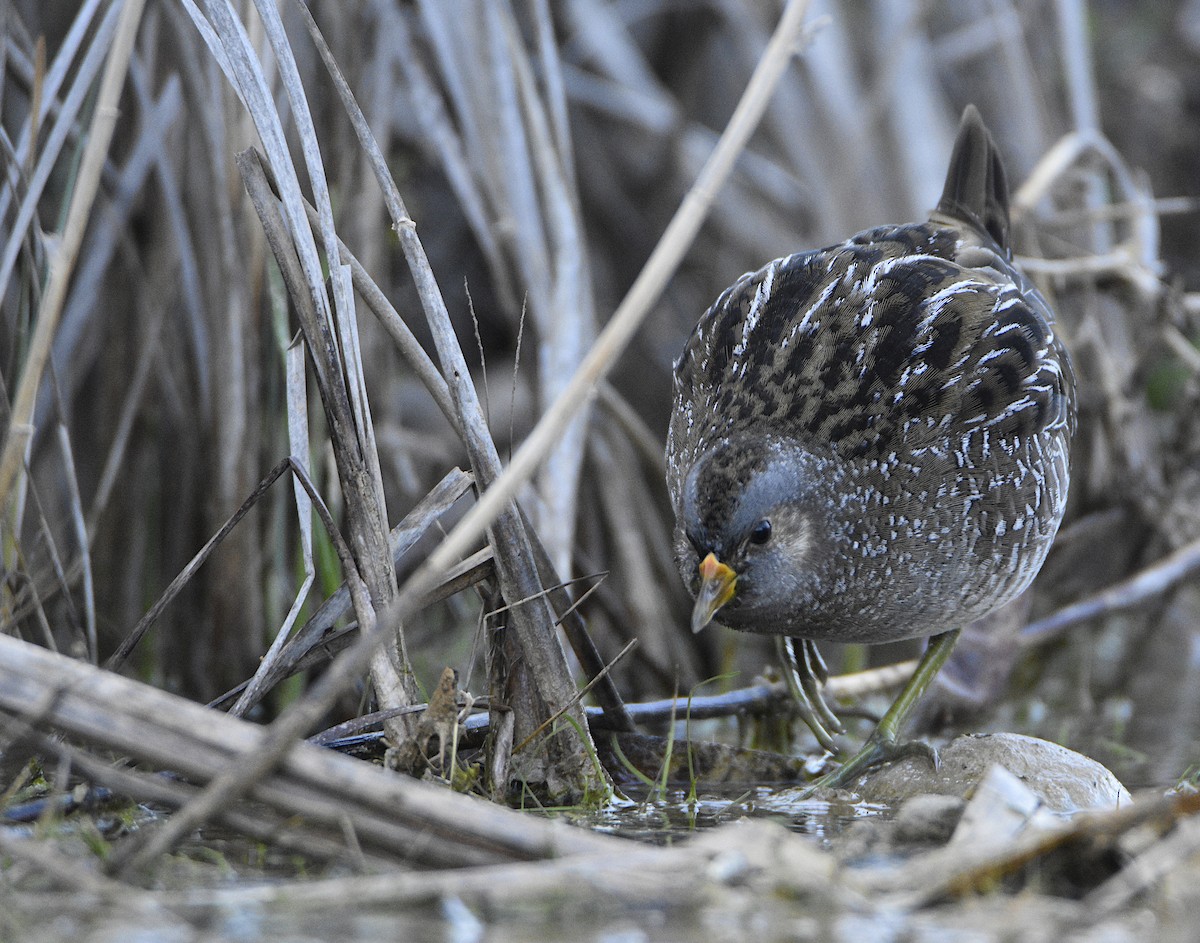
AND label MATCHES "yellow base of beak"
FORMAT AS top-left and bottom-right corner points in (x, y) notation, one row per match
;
(692, 552), (737, 633)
